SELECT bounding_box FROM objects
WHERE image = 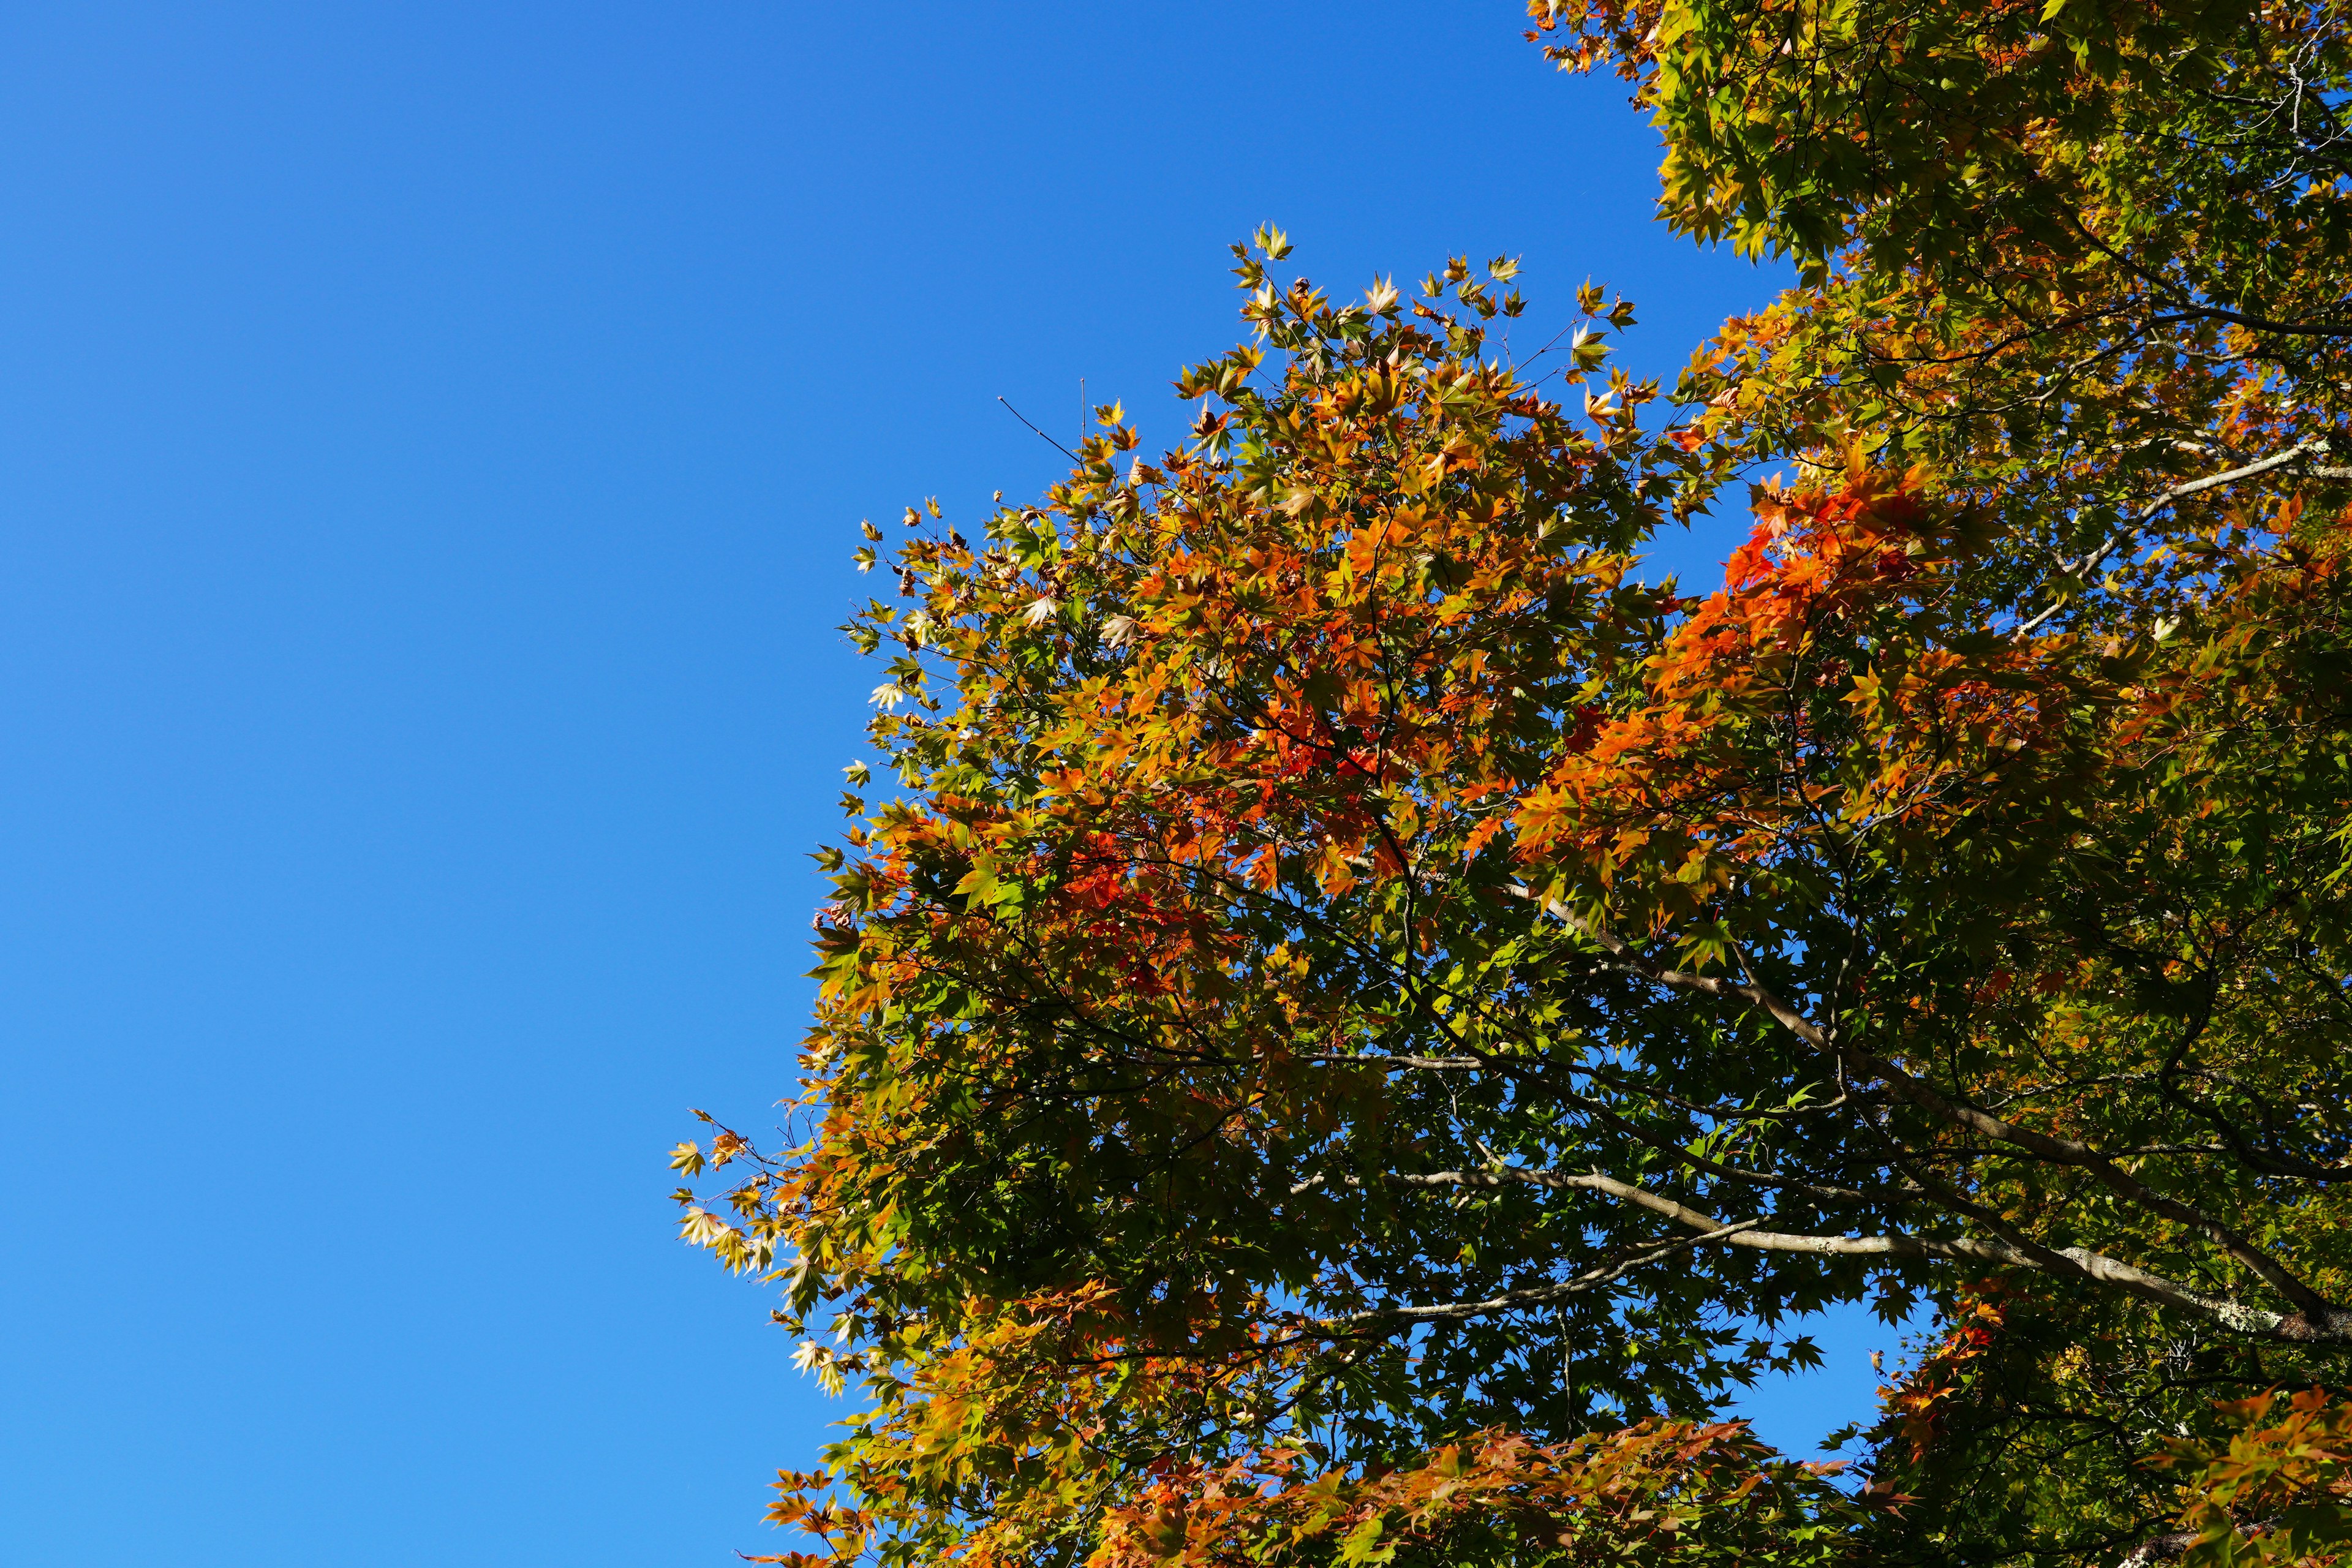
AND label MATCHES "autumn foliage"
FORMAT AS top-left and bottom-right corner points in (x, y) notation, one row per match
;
(677, 4), (2352, 1566)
